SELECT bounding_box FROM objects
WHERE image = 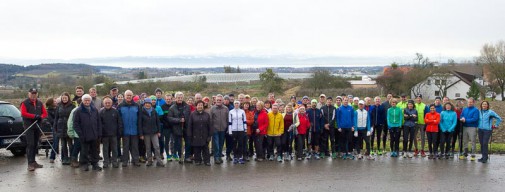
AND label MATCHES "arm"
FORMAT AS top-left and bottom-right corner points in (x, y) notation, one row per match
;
(73, 110), (82, 138)
(367, 113), (371, 131)
(137, 106), (142, 136)
(242, 111), (247, 132)
(491, 111), (502, 127)
(387, 109), (391, 128)
(353, 110), (358, 130)
(117, 110), (124, 136)
(97, 110), (102, 138)
(40, 104), (48, 119)
(53, 106), (60, 131)
(186, 113), (193, 137)
(279, 114), (284, 135)
(155, 112), (161, 133)
(449, 112), (457, 132)
(20, 102), (35, 119)
(228, 111), (233, 135)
